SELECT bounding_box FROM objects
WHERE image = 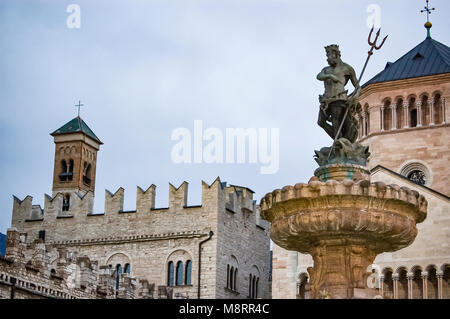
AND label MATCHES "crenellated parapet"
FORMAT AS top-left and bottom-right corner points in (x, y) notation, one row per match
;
(10, 178), (266, 244)
(136, 185), (156, 213)
(224, 184), (255, 213)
